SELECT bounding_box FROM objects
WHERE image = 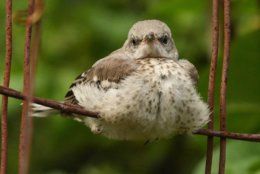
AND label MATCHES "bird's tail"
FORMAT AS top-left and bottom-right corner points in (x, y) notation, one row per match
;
(31, 103), (59, 117)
